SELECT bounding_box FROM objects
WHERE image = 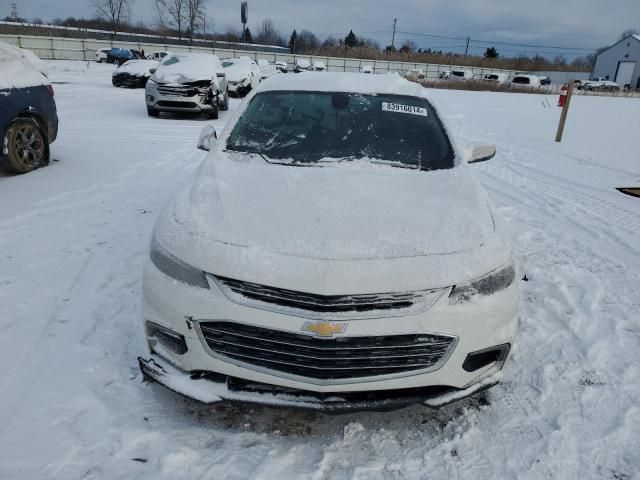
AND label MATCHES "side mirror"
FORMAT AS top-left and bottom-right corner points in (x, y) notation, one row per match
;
(468, 144), (496, 164)
(197, 125), (218, 151)
(149, 67), (157, 74)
